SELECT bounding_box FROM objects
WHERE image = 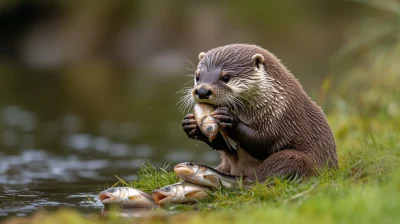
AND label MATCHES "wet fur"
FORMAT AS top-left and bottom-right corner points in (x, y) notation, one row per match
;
(182, 44), (337, 181)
